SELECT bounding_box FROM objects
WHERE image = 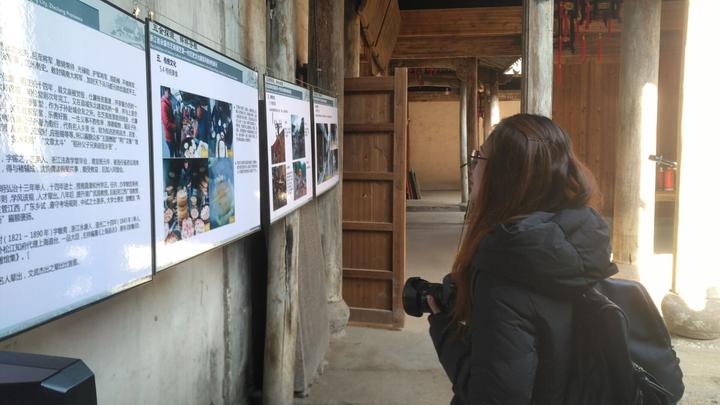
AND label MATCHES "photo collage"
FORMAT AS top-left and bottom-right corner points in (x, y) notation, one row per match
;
(270, 113), (308, 211)
(315, 122), (339, 184)
(160, 87), (236, 244)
